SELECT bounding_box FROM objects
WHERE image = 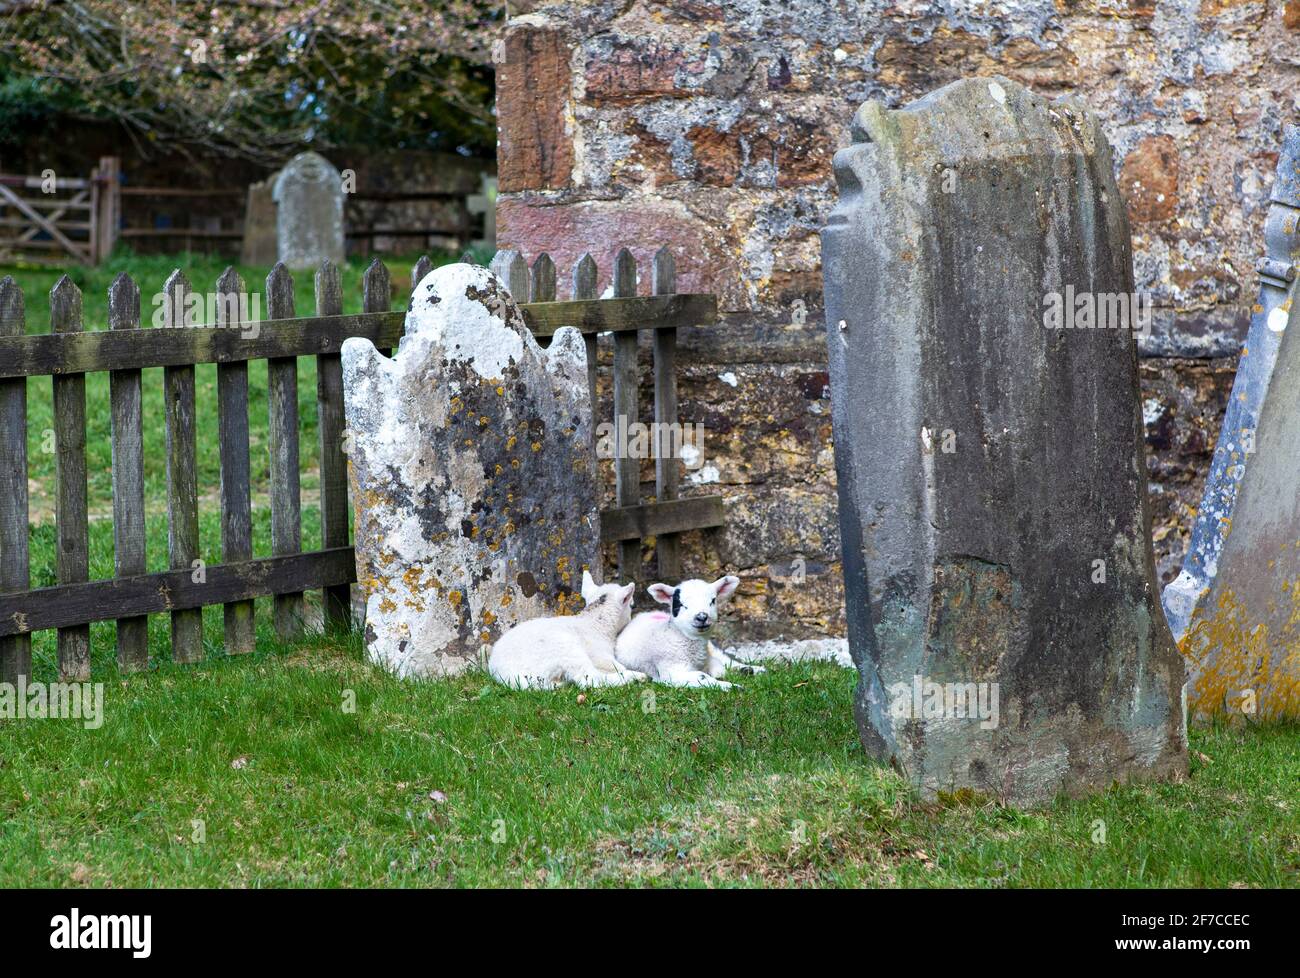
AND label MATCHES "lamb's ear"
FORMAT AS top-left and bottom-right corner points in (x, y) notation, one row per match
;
(712, 575), (740, 601)
(619, 583), (636, 605)
(647, 583), (675, 605)
(581, 569), (599, 603)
